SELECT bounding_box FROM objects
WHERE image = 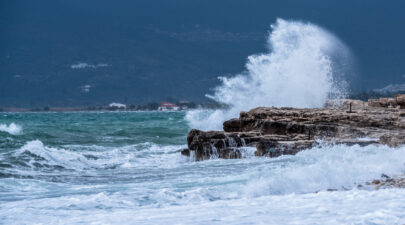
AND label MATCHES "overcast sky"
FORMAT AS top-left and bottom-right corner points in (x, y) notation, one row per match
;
(1, 0), (404, 106)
